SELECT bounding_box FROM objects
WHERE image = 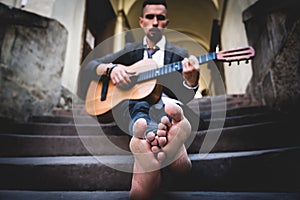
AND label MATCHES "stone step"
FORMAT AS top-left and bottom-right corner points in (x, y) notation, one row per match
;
(70, 94), (256, 110)
(0, 147), (299, 192)
(28, 108), (280, 127)
(59, 94), (258, 117)
(56, 101), (263, 119)
(186, 97), (257, 112)
(1, 121), (298, 157)
(0, 107), (283, 136)
(190, 121), (300, 153)
(0, 134), (131, 157)
(0, 190), (299, 200)
(204, 111), (282, 127)
(0, 121), (122, 136)
(198, 105), (280, 119)
(28, 115), (99, 124)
